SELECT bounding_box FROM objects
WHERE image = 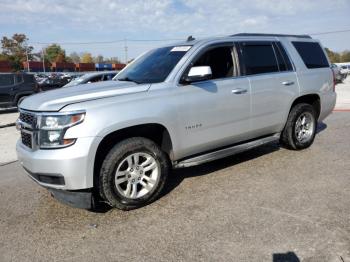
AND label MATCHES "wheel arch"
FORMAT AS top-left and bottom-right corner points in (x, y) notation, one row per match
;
(93, 123), (174, 188)
(290, 93), (321, 119)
